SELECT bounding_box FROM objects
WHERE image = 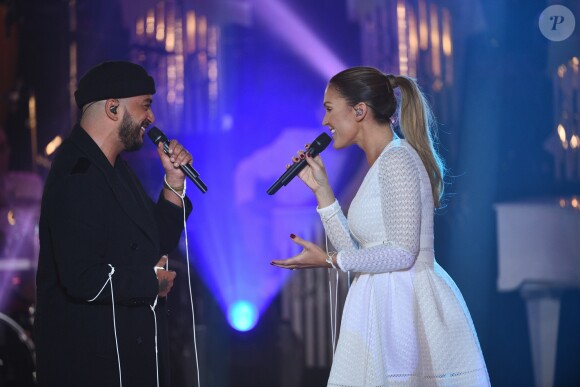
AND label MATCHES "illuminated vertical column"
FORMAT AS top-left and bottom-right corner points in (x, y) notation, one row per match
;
(550, 57), (580, 181)
(156, 0), (165, 44)
(28, 94), (37, 172)
(197, 15), (208, 78)
(186, 10), (196, 55)
(571, 57), (579, 179)
(207, 25), (219, 118)
(146, 8), (155, 39)
(396, 0), (408, 75)
(555, 64), (567, 176)
(572, 57), (579, 137)
(165, 1), (176, 105)
(545, 64), (568, 181)
(430, 3), (442, 90)
(135, 15), (145, 51)
(418, 0), (429, 51)
(350, 0), (455, 99)
(442, 7), (453, 85)
(175, 17), (184, 105)
(407, 7), (418, 78)
(131, 2), (218, 134)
